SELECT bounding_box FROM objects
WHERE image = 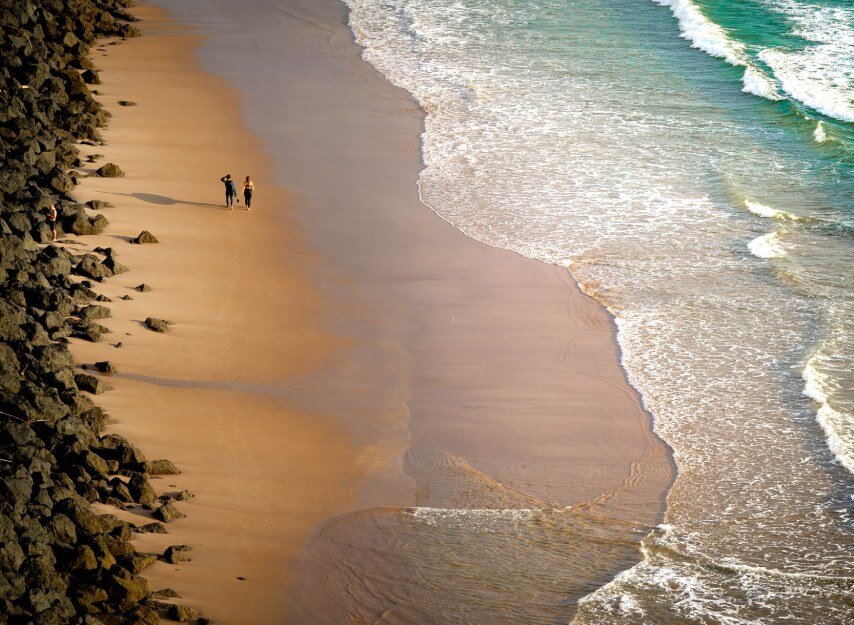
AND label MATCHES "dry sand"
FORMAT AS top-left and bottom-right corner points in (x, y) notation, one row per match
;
(62, 1), (675, 622)
(68, 6), (368, 623)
